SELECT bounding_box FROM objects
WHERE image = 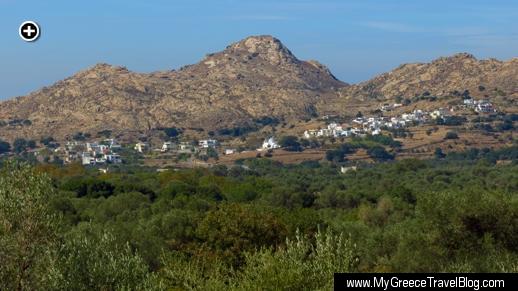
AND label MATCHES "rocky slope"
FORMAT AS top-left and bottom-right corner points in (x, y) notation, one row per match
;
(0, 35), (346, 140)
(340, 53), (517, 101)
